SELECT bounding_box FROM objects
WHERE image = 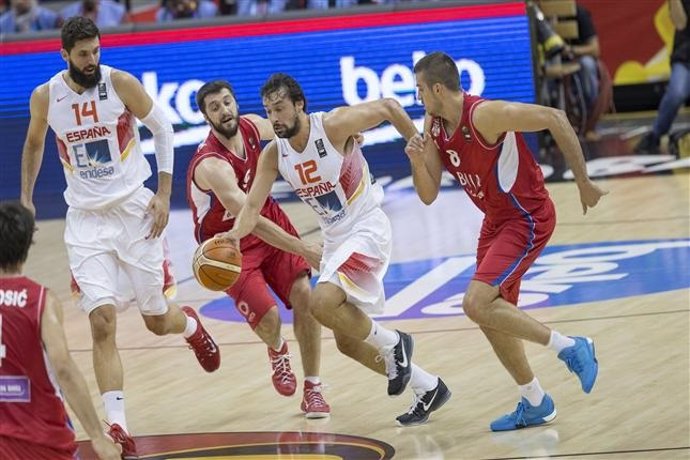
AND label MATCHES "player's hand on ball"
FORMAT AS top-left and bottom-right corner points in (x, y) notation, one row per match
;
(215, 230), (240, 248)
